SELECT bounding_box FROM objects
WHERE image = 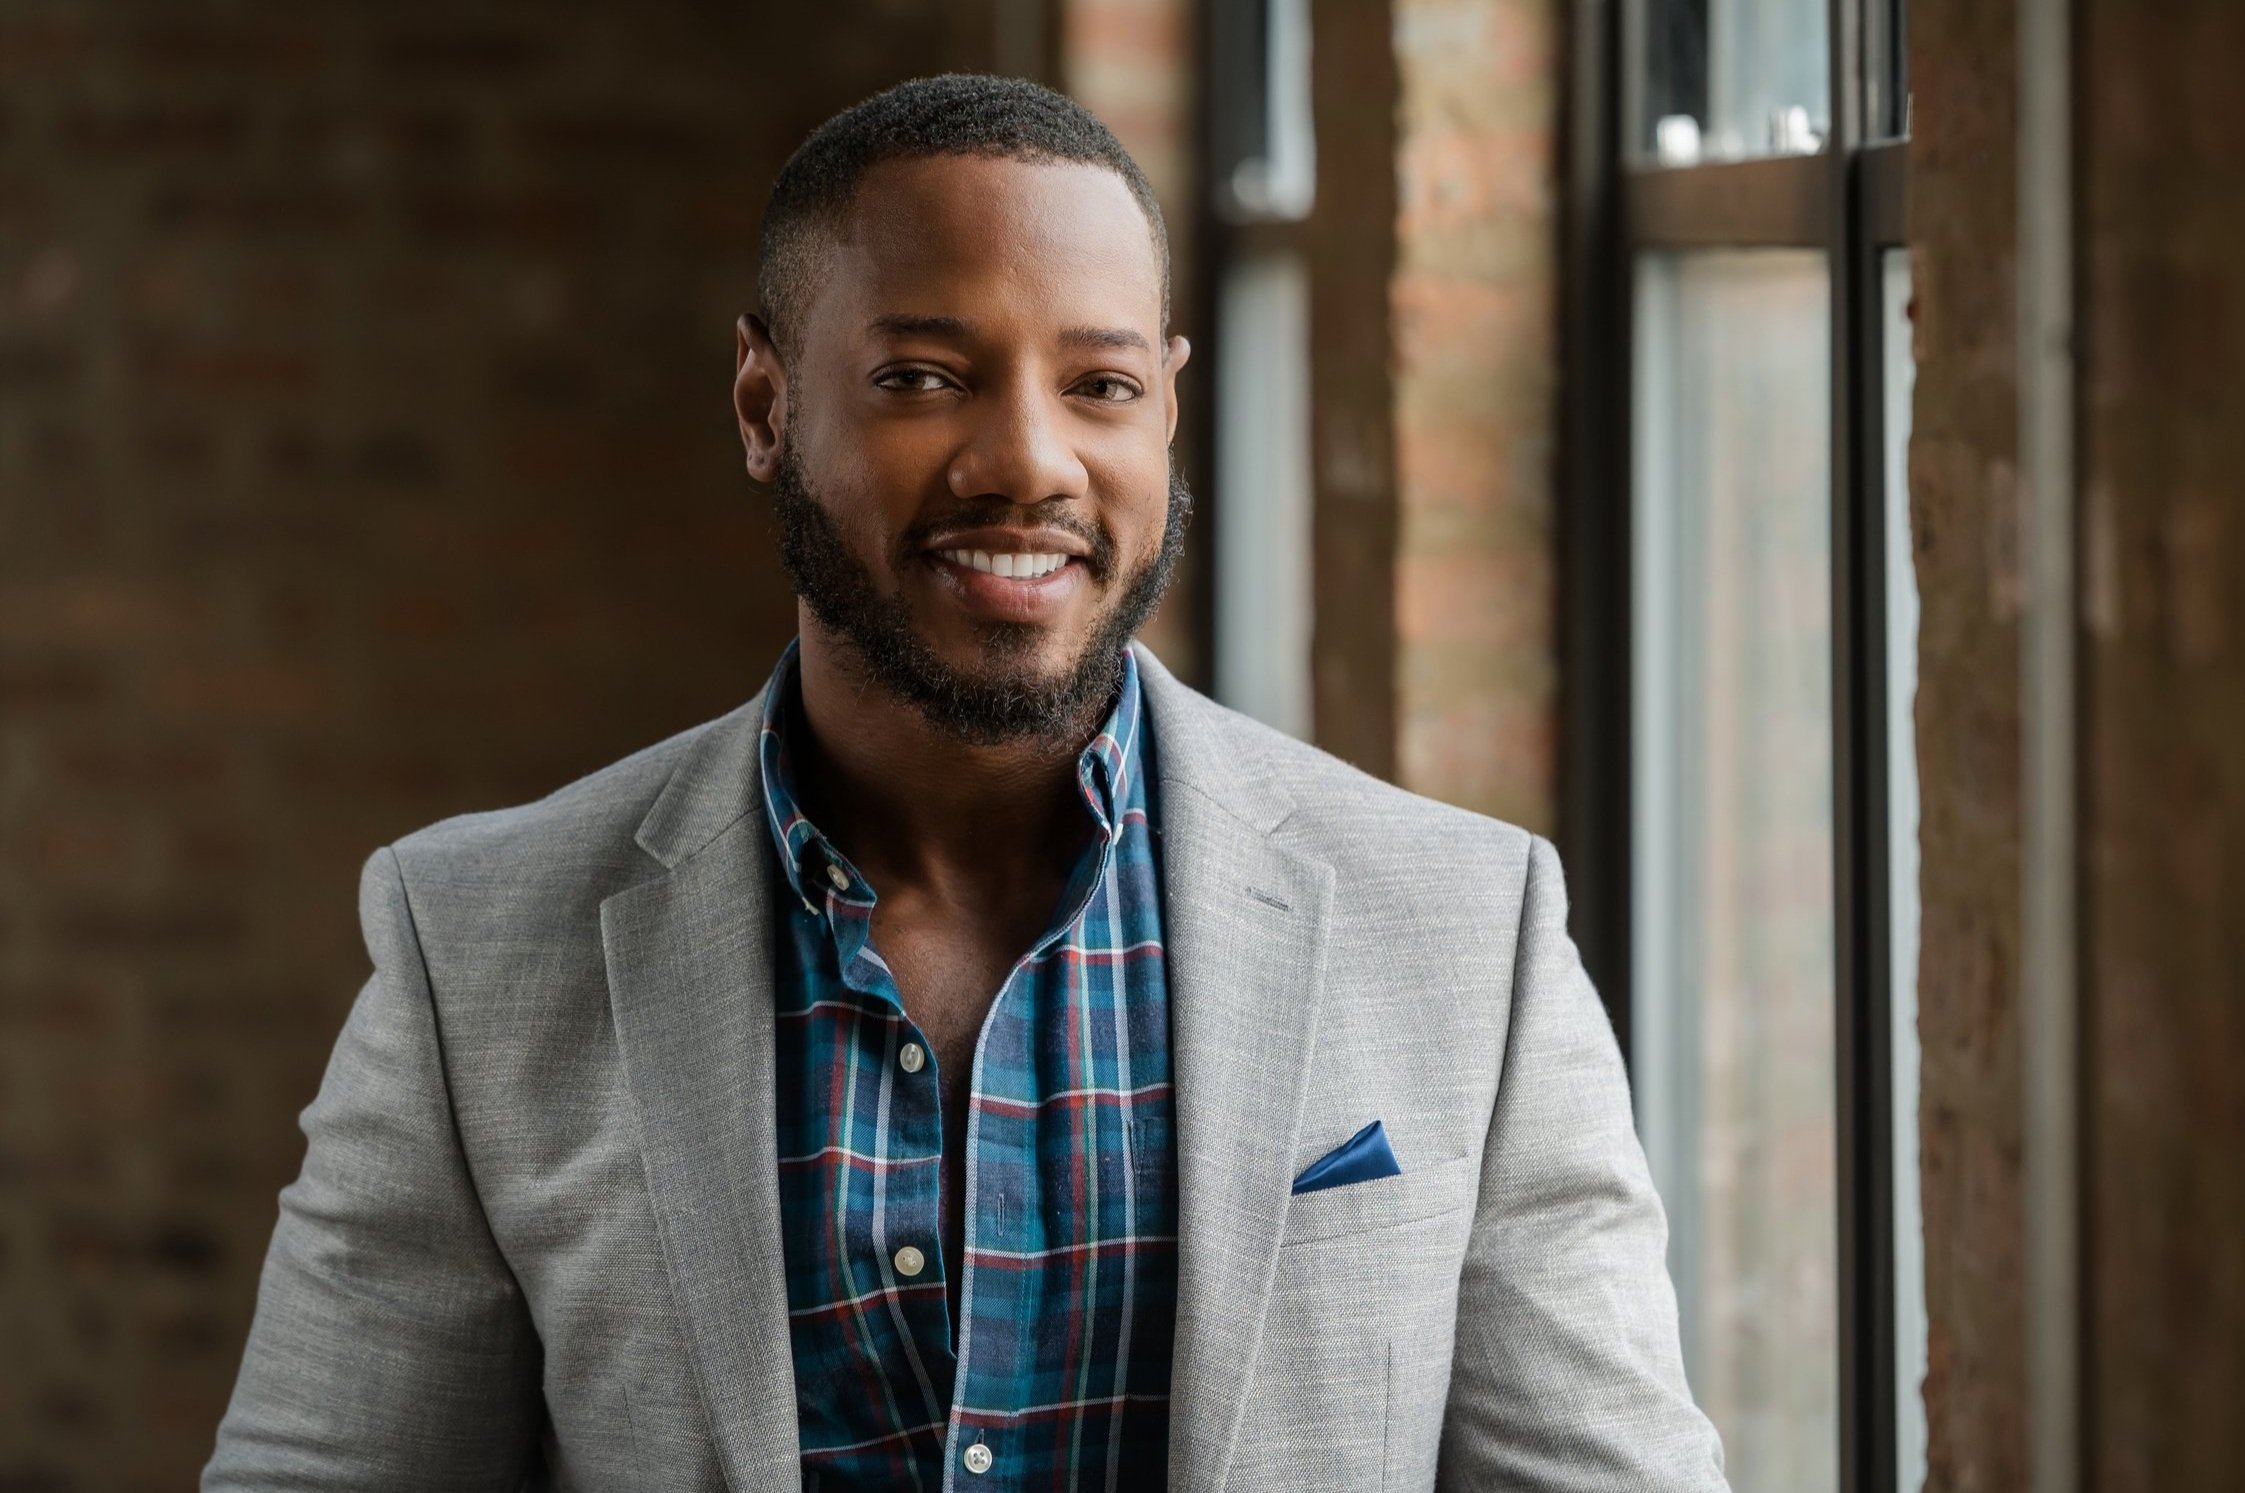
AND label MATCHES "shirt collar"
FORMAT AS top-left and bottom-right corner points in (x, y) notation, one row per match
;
(756, 638), (1146, 905)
